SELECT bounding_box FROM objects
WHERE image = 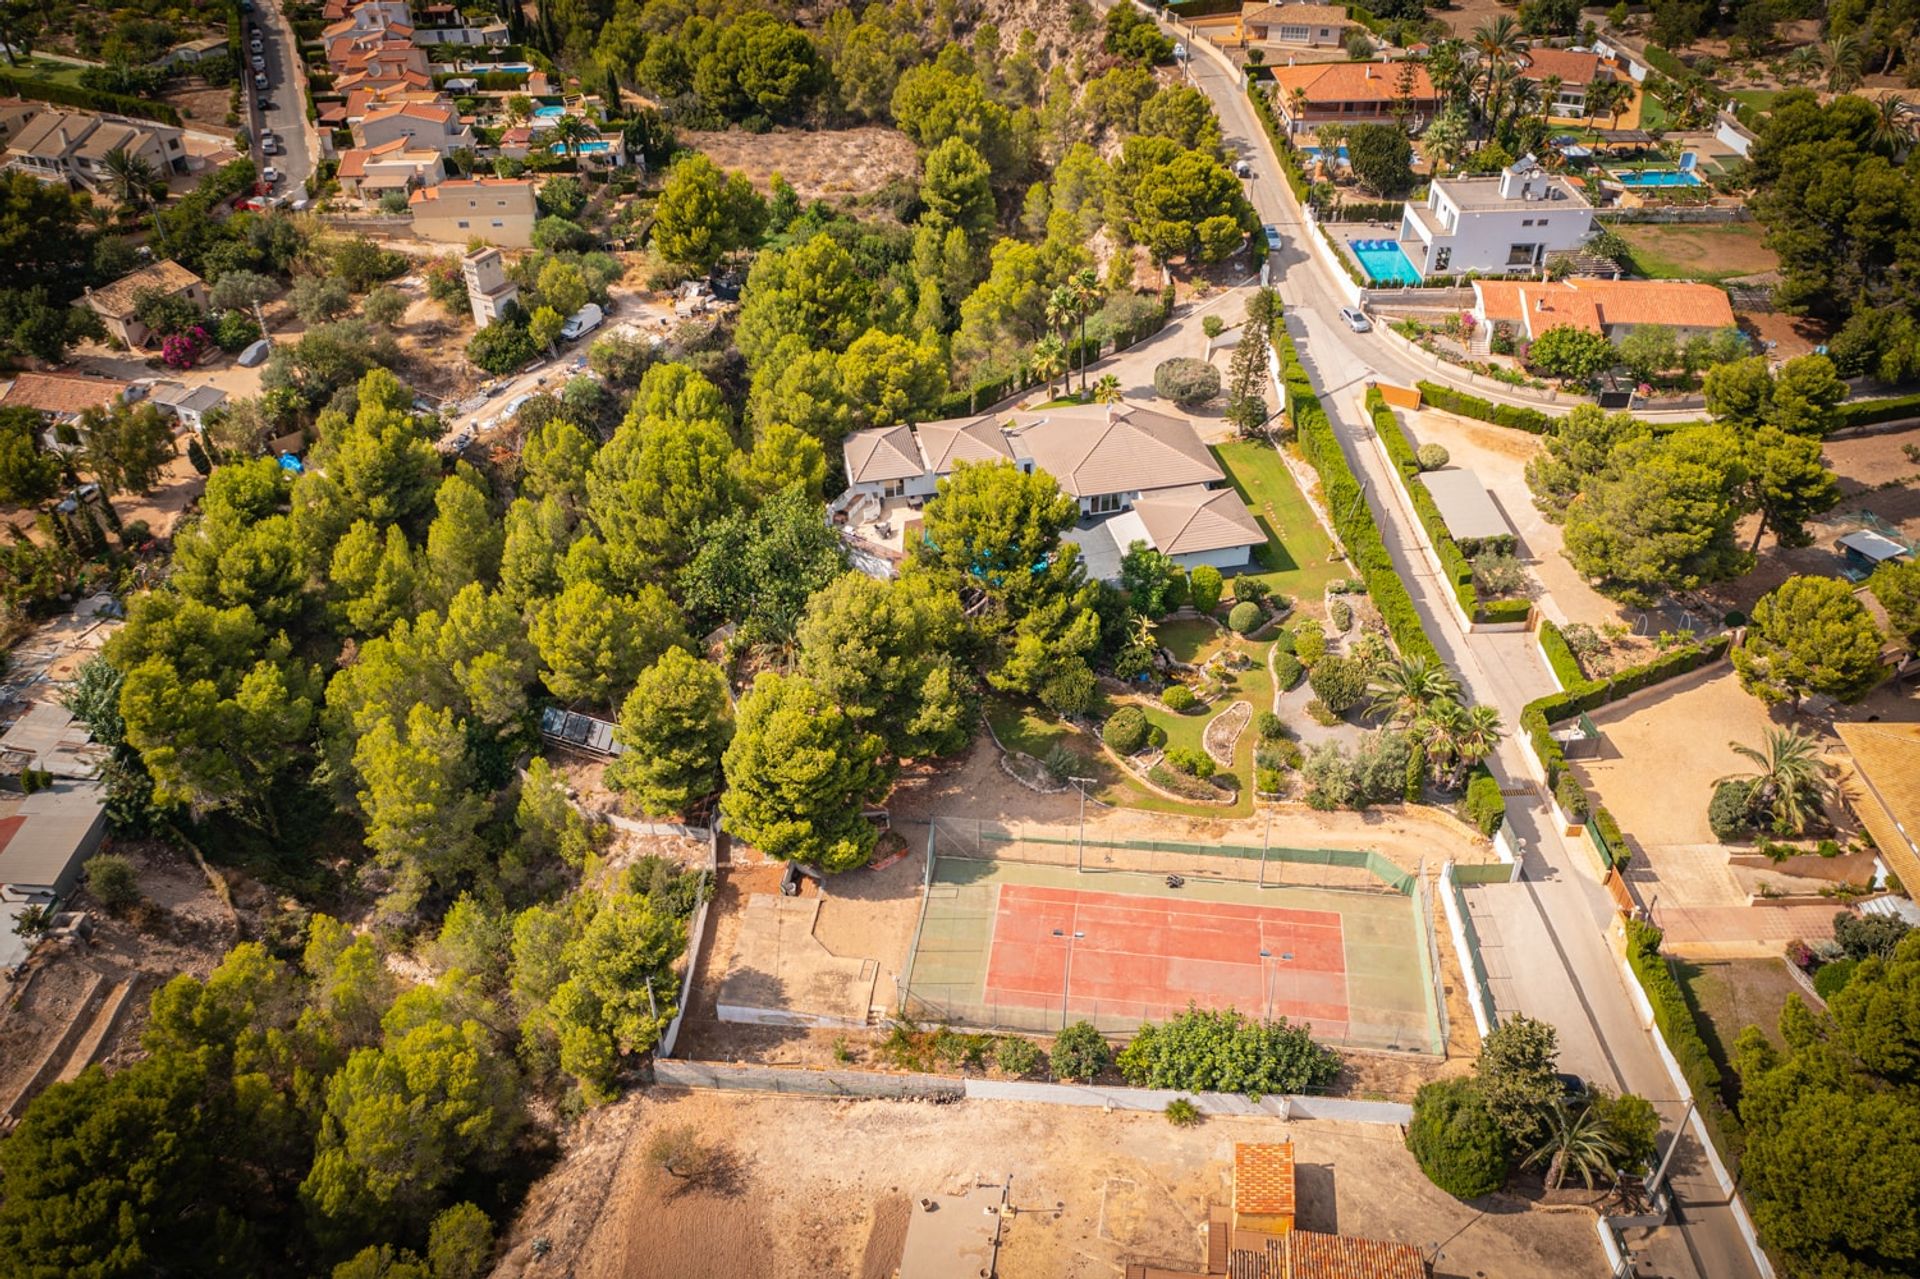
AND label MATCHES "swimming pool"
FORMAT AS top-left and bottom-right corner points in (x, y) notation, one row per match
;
(1614, 168), (1702, 187)
(533, 105), (565, 118)
(1349, 238), (1423, 286)
(468, 62), (532, 74)
(1302, 144), (1350, 165)
(552, 140), (613, 154)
